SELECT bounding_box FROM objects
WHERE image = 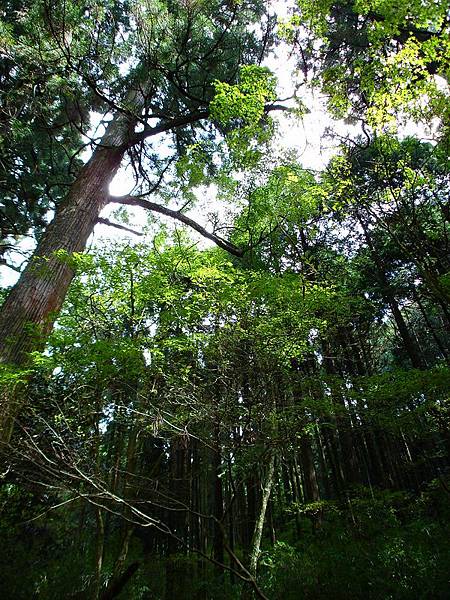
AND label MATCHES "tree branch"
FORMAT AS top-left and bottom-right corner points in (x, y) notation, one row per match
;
(129, 110), (209, 146)
(129, 101), (290, 147)
(96, 218), (144, 237)
(109, 195), (243, 256)
(263, 103), (292, 113)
